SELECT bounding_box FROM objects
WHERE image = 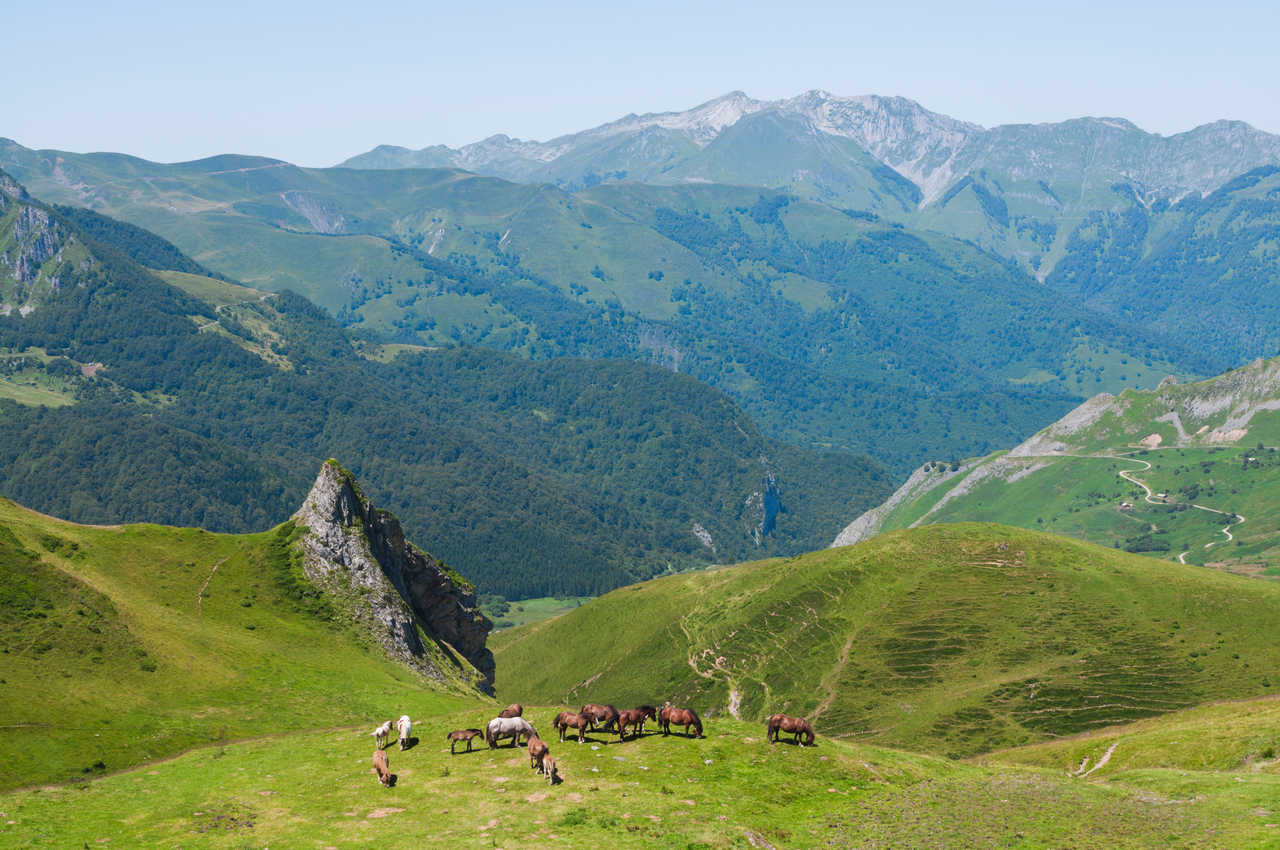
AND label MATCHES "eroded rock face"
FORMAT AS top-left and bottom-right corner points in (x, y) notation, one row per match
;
(291, 460), (494, 692)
